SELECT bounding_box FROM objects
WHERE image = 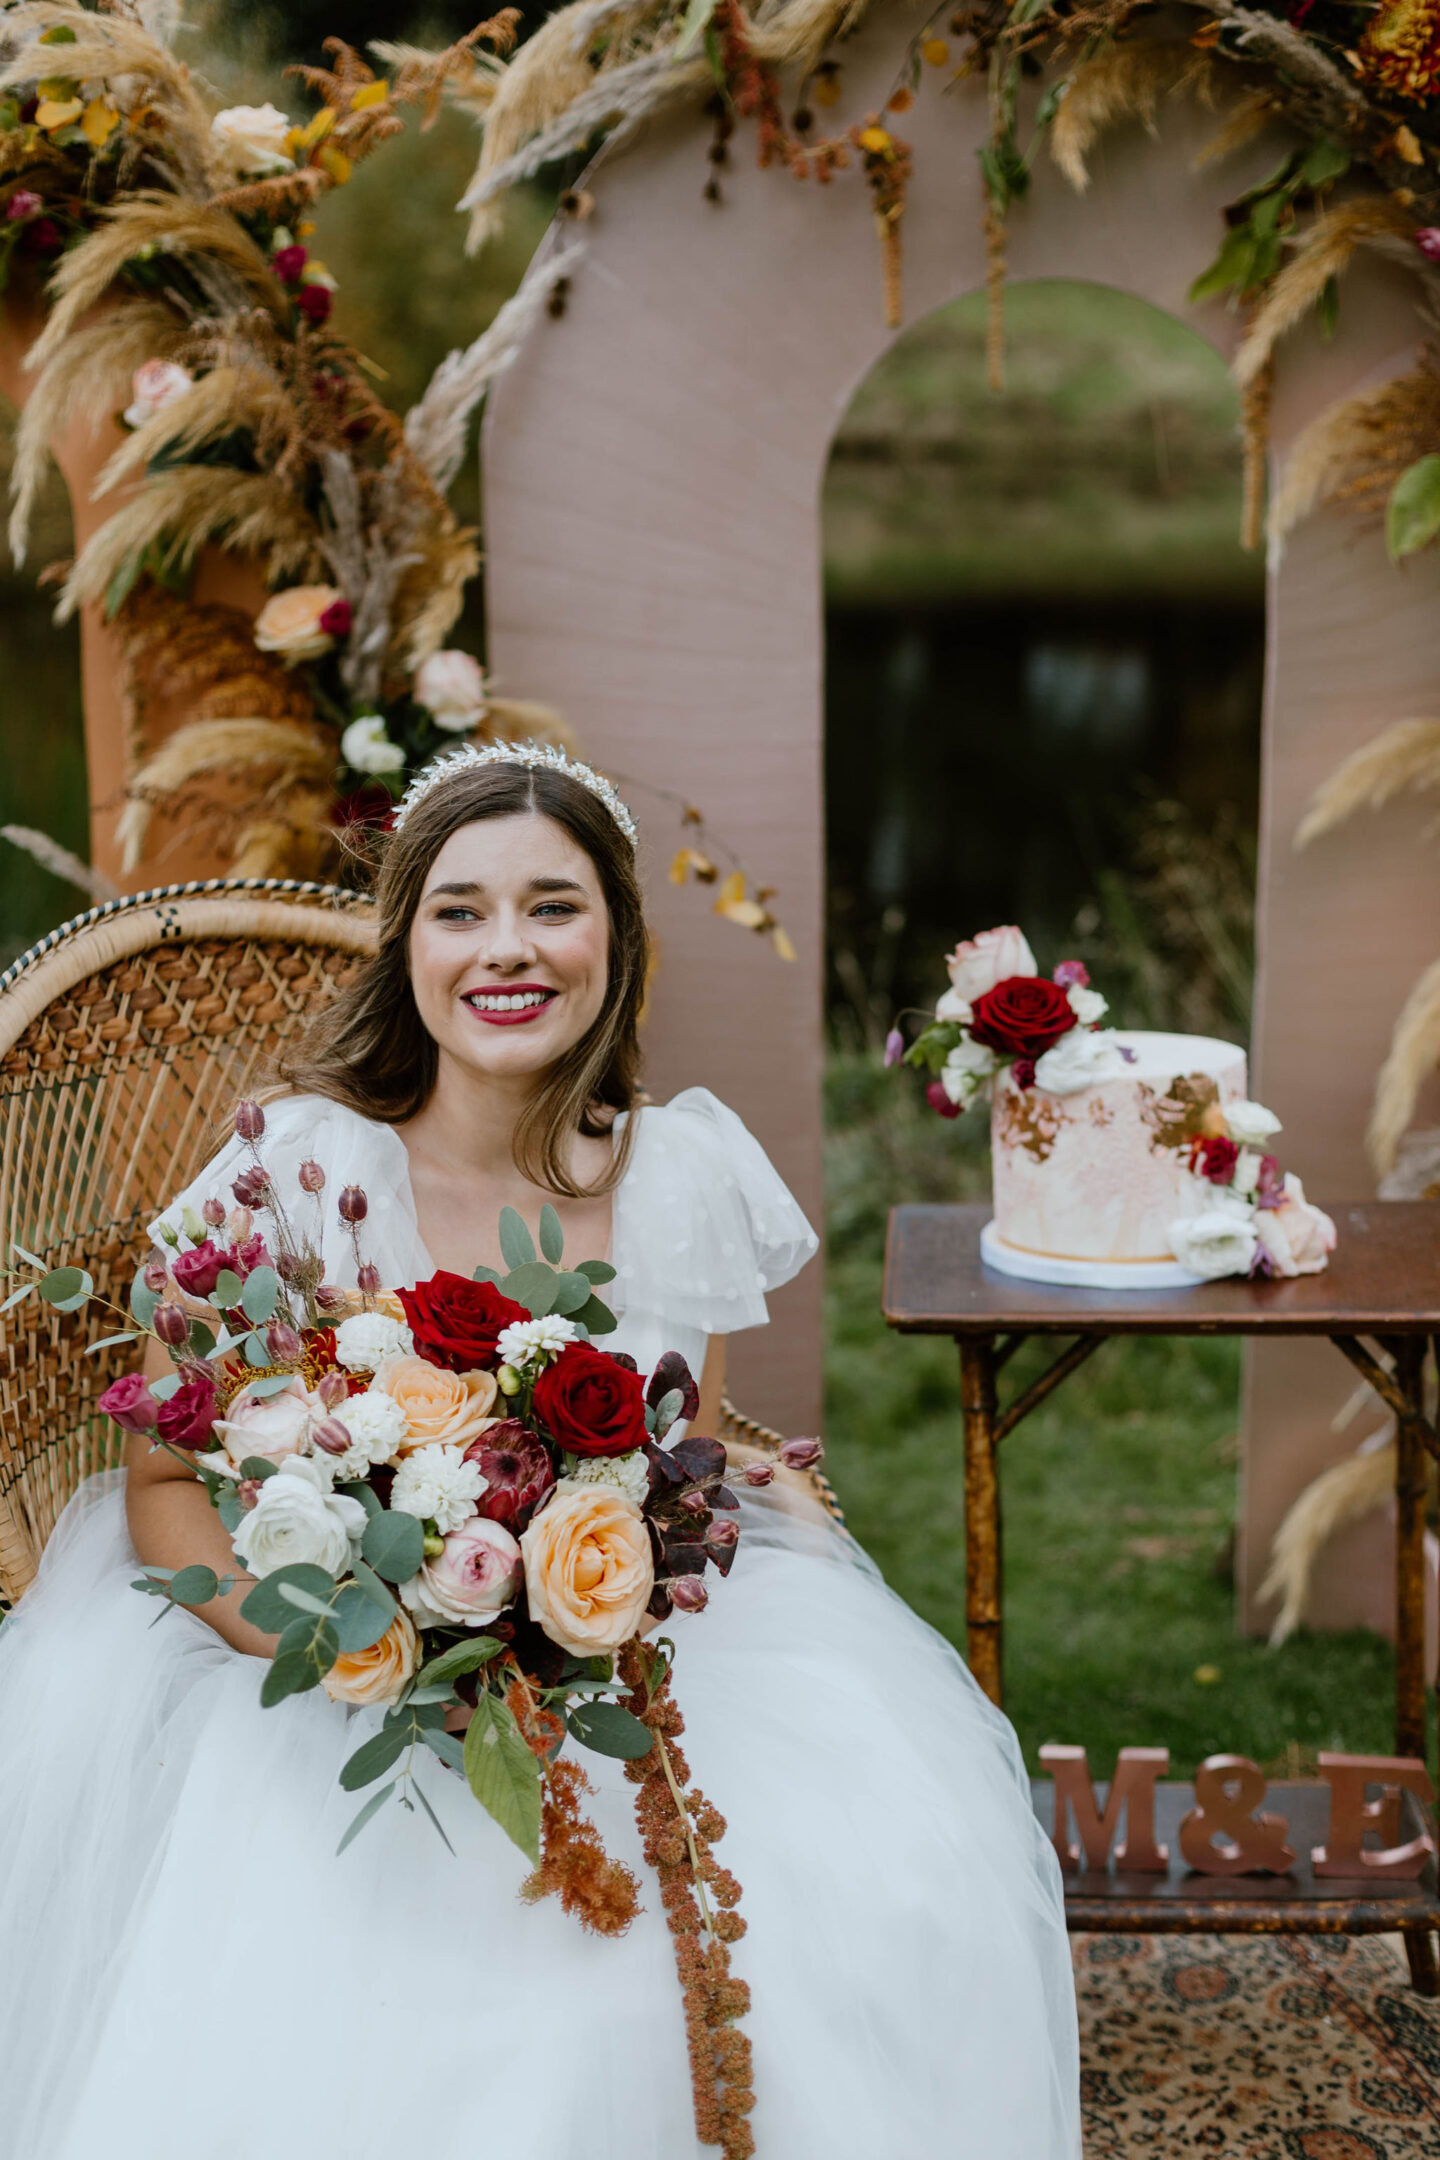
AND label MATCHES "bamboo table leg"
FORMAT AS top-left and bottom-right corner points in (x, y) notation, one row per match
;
(960, 1334), (1003, 1708)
